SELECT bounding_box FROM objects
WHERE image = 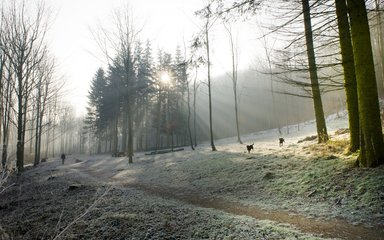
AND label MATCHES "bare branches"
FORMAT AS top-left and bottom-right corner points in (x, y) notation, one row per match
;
(0, 0), (58, 171)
